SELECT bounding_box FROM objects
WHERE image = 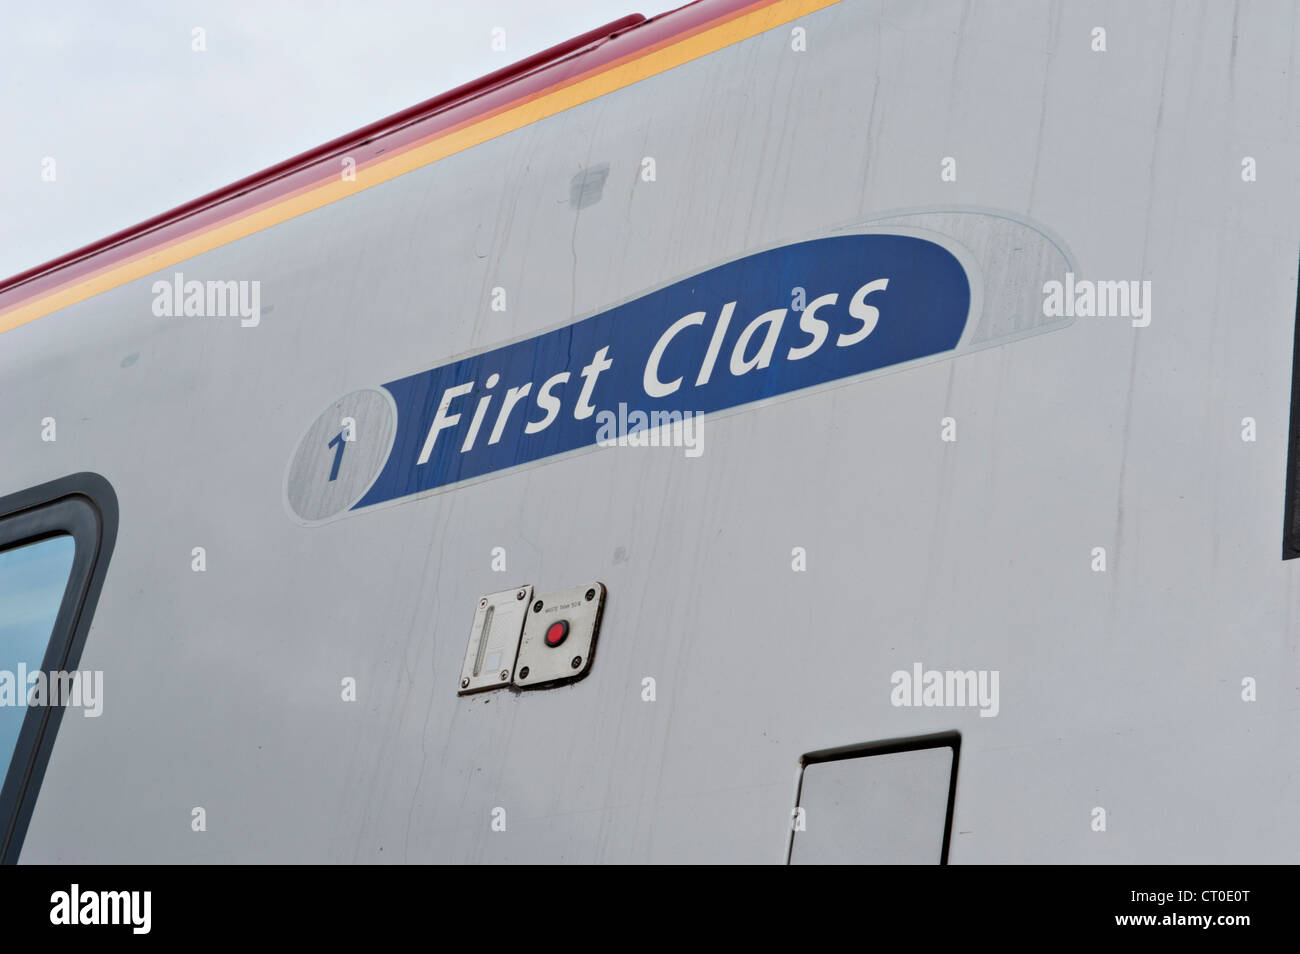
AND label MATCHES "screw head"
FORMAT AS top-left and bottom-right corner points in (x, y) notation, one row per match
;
(585, 588), (596, 601)
(460, 677), (470, 689)
(500, 670), (508, 681)
(519, 666), (530, 679)
(533, 600), (543, 612)
(516, 589), (526, 600)
(571, 656), (582, 669)
(479, 598), (487, 608)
